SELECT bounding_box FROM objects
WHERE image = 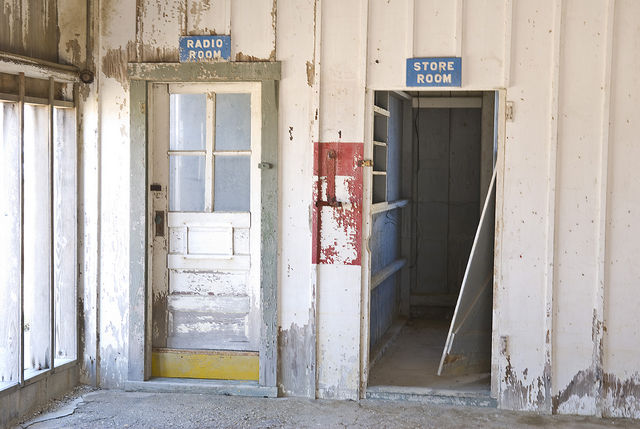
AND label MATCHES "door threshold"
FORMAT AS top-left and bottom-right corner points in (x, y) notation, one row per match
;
(125, 377), (277, 398)
(366, 385), (496, 408)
